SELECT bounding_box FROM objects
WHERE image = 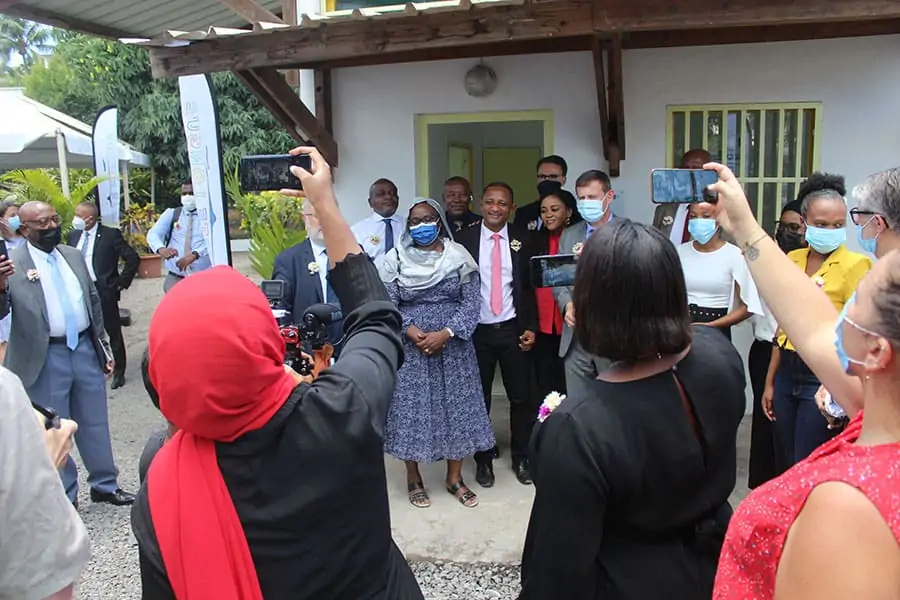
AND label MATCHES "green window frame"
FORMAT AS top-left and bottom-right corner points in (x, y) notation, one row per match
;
(666, 103), (822, 232)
